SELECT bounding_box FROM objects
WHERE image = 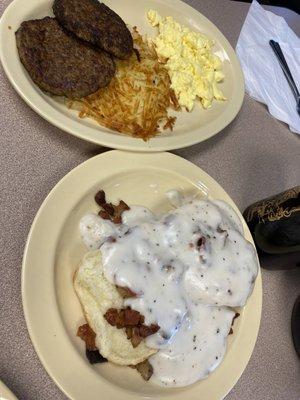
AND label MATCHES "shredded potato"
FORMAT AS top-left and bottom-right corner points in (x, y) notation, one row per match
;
(68, 28), (178, 141)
